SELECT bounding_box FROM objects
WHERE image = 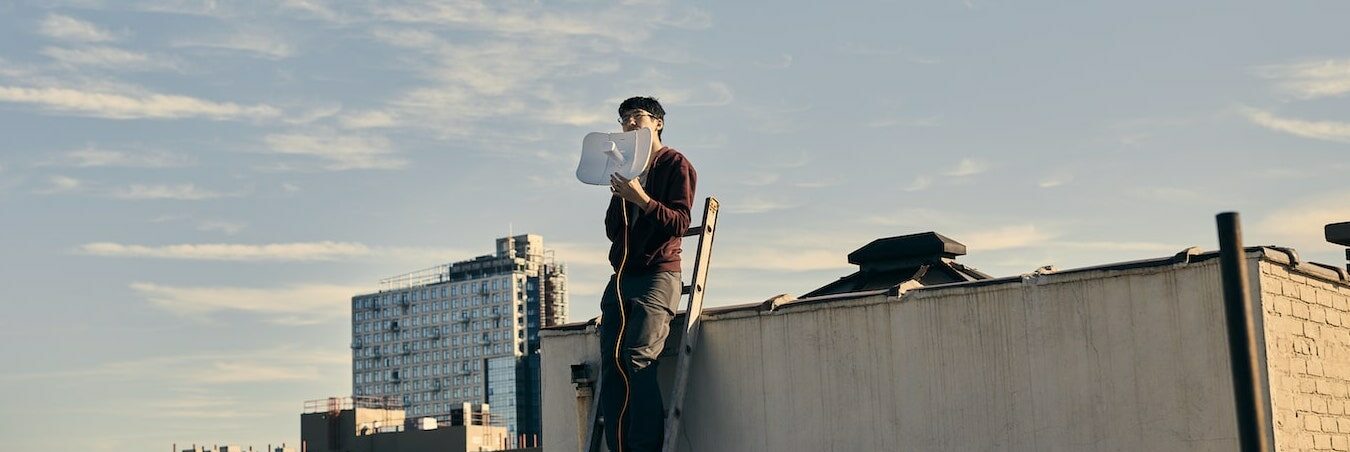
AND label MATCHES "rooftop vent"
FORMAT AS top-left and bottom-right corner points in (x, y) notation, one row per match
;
(802, 231), (989, 298)
(1328, 221), (1350, 273)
